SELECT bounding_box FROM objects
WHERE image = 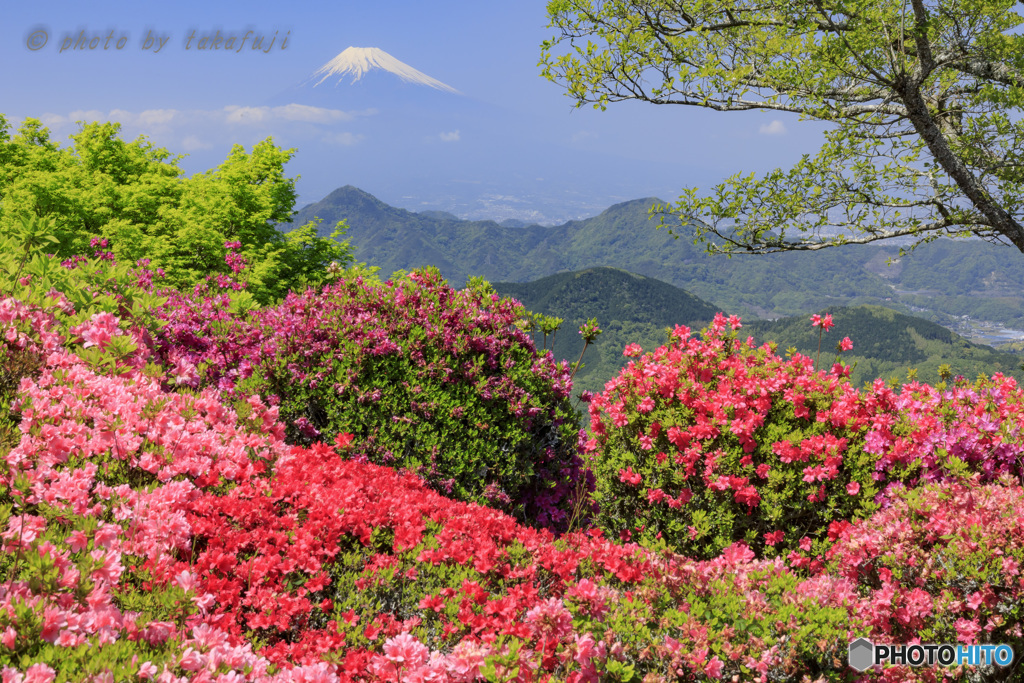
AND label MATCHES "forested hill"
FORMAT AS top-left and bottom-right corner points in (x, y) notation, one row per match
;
(491, 268), (720, 396)
(285, 186), (894, 320)
(745, 306), (1024, 388)
(488, 269), (1024, 396)
(285, 186), (1024, 329)
(492, 267), (719, 329)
